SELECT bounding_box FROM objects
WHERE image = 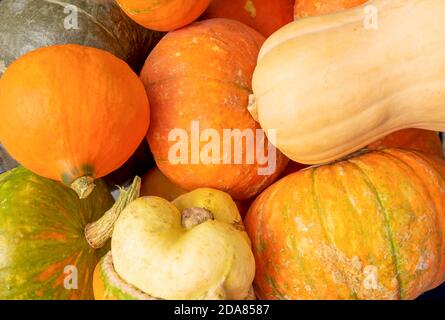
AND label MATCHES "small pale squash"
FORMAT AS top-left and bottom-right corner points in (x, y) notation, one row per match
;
(0, 167), (141, 299)
(116, 0), (211, 31)
(110, 188), (255, 300)
(0, 45), (149, 198)
(245, 148), (445, 300)
(249, 0), (445, 164)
